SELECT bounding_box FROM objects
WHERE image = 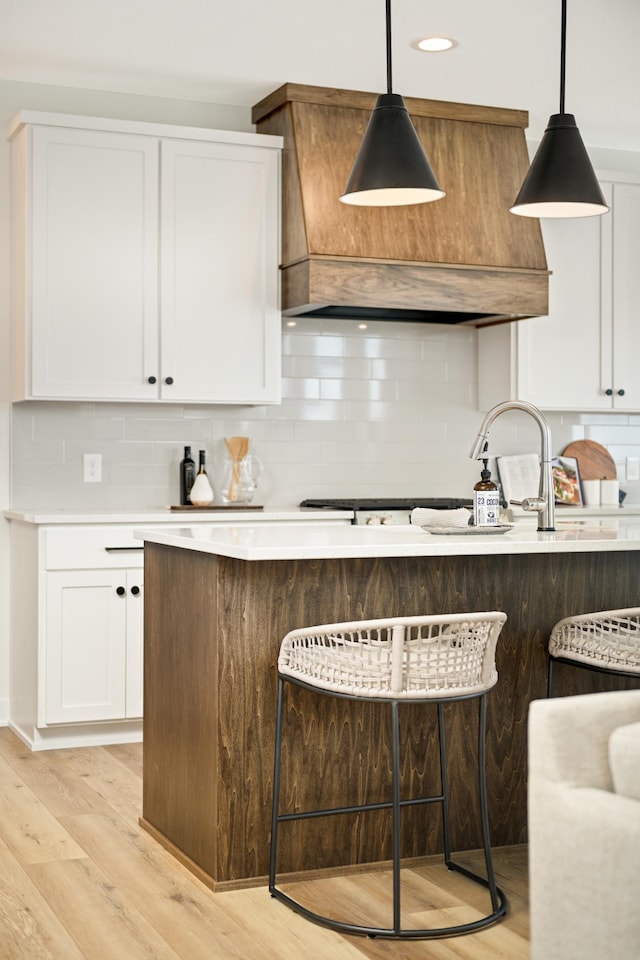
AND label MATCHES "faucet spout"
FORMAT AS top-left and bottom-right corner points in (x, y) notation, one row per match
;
(469, 400), (555, 532)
